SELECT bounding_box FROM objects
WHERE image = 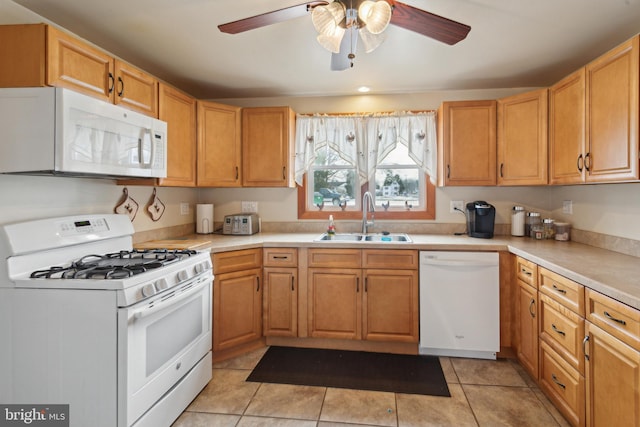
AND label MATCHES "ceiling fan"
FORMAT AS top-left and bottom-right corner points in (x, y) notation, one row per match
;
(218, 0), (471, 70)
